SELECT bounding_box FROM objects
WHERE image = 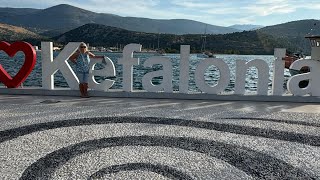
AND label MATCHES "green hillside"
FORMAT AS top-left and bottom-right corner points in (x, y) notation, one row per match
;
(53, 23), (292, 55)
(258, 19), (320, 54)
(2, 18), (318, 55)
